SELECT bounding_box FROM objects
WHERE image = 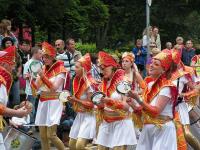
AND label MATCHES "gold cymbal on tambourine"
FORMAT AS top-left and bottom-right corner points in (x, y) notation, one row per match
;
(91, 92), (105, 105)
(116, 81), (132, 95)
(59, 91), (70, 103)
